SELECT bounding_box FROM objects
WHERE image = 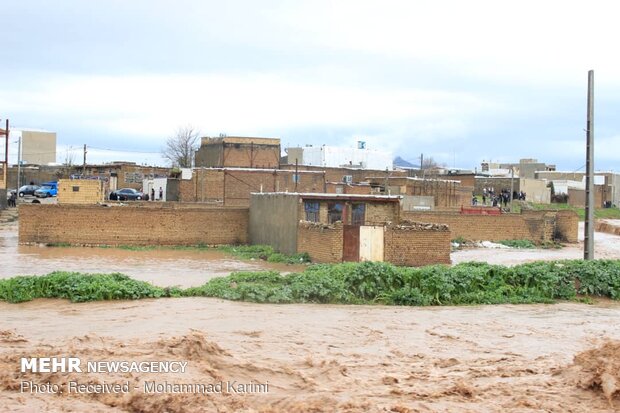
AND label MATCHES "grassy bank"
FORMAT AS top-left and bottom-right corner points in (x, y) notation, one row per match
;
(529, 203), (620, 221)
(0, 272), (180, 303)
(2, 260), (619, 305)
